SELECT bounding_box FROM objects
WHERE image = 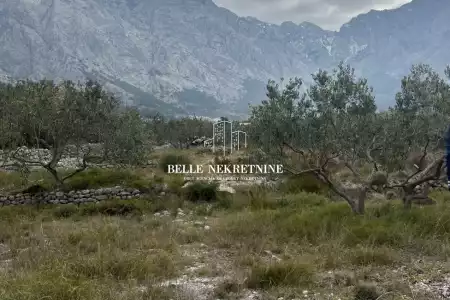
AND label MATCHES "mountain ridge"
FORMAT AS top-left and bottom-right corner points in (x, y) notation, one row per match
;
(0, 0), (449, 118)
